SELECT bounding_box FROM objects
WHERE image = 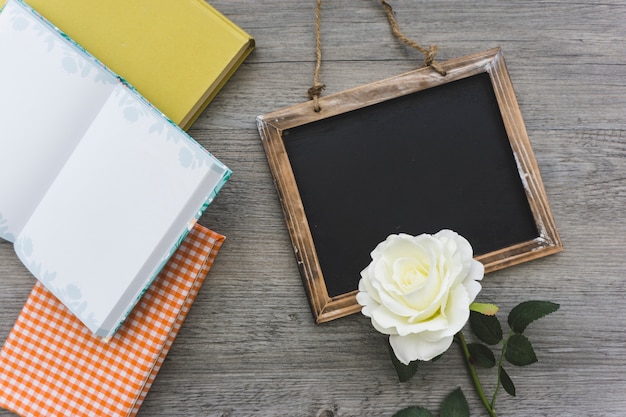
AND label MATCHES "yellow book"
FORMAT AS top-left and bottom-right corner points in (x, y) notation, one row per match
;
(16, 0), (254, 129)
